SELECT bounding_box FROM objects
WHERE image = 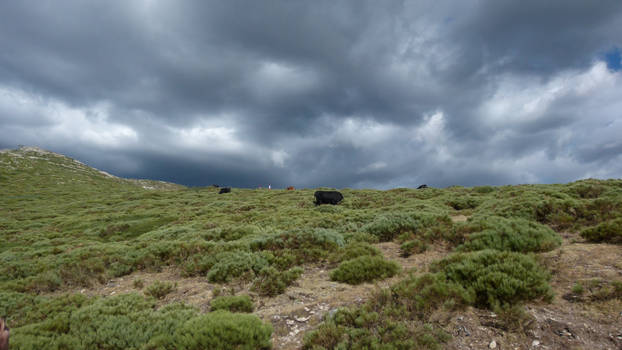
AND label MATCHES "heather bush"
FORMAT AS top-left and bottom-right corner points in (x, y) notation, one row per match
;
(363, 213), (419, 241)
(145, 280), (176, 299)
(400, 239), (427, 257)
(433, 250), (553, 307)
(580, 218), (622, 244)
(329, 242), (381, 263)
(457, 216), (561, 253)
(210, 295), (254, 313)
(330, 256), (399, 285)
(251, 266), (303, 296)
(206, 251), (268, 283)
(173, 311), (272, 350)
